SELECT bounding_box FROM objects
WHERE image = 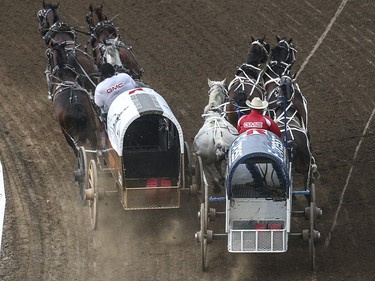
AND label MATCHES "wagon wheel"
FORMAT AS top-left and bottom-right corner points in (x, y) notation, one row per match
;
(309, 201), (316, 270)
(199, 202), (208, 271)
(184, 141), (193, 190)
(310, 182), (317, 228)
(75, 146), (88, 205)
(194, 155), (205, 201)
(86, 159), (98, 230)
